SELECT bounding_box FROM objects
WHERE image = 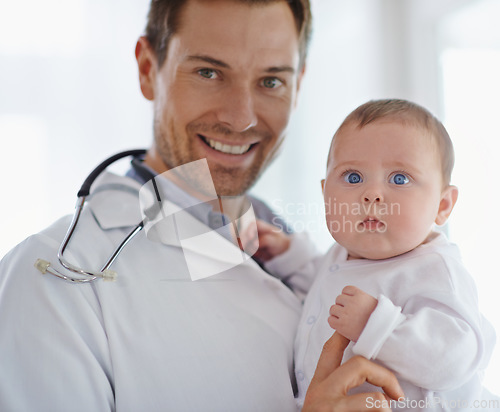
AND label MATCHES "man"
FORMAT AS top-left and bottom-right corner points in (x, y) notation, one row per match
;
(0, 0), (402, 410)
